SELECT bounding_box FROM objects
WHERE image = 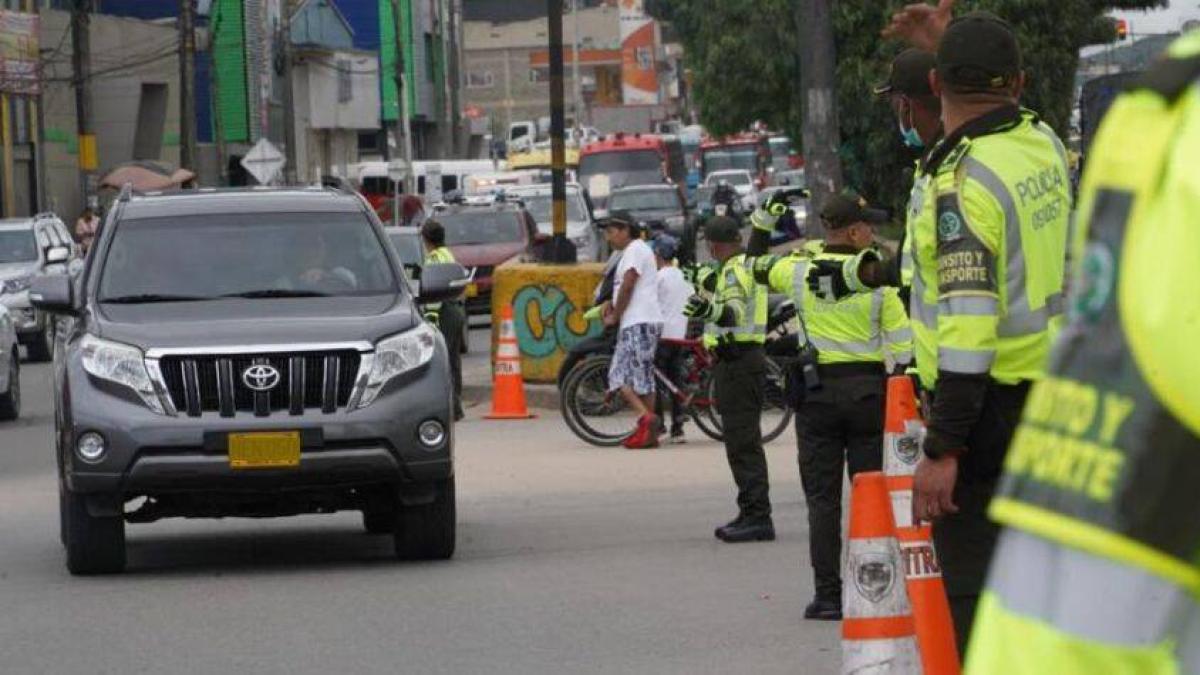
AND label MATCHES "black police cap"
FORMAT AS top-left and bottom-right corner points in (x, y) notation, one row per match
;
(820, 192), (889, 229)
(874, 48), (937, 98)
(937, 11), (1022, 91)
